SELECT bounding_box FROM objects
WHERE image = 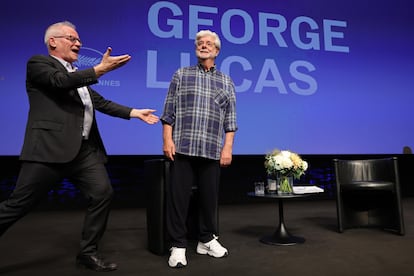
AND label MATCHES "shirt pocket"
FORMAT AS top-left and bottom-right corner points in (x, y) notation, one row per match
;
(214, 89), (230, 108)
